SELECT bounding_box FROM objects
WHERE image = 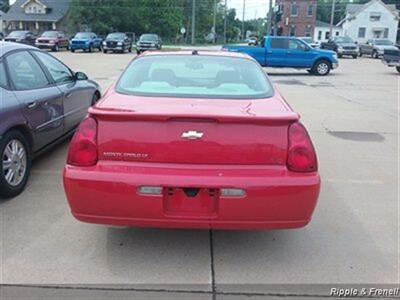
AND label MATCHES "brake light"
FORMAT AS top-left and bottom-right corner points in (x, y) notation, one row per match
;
(287, 122), (317, 172)
(67, 117), (98, 166)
